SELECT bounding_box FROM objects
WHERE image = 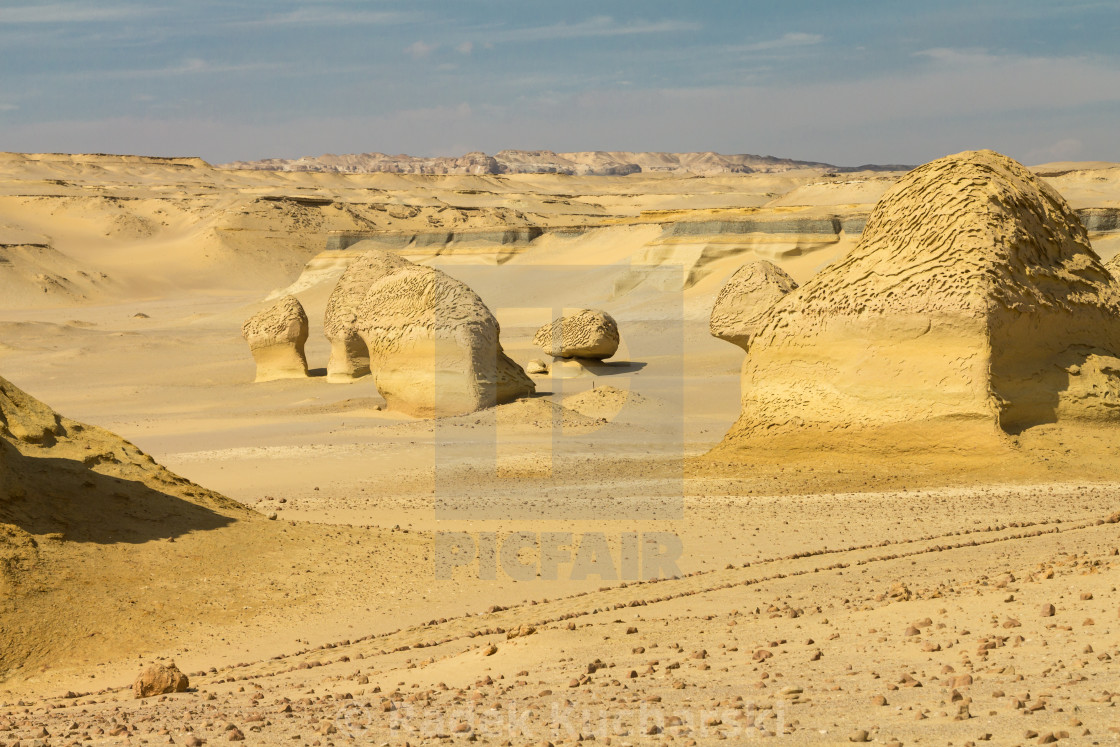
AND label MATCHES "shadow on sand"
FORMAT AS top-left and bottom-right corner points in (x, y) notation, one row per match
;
(0, 438), (235, 544)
